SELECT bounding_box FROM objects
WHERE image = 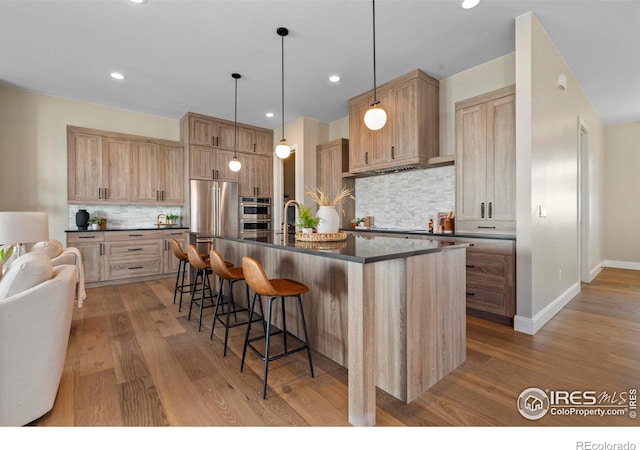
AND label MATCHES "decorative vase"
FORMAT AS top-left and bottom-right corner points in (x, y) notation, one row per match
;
(316, 206), (340, 234)
(89, 223), (99, 230)
(302, 227), (313, 234)
(76, 209), (89, 230)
